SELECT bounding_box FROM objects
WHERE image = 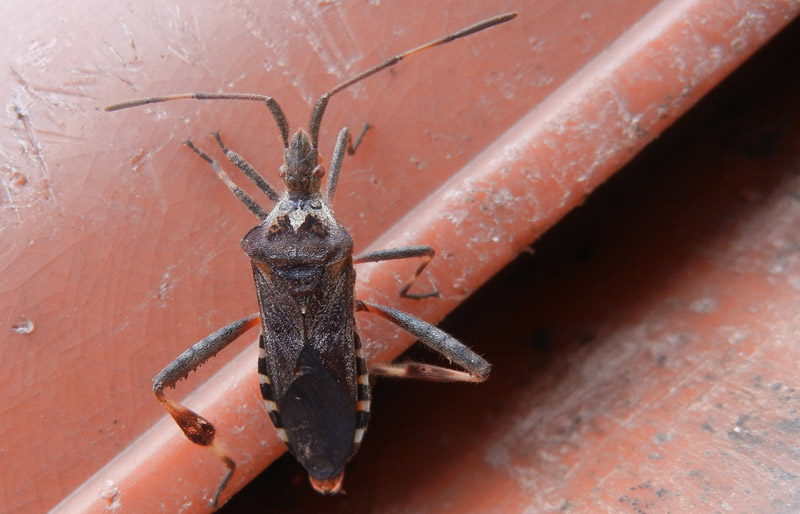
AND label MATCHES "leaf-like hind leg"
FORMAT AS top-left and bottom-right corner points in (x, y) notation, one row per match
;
(152, 313), (261, 507)
(356, 300), (489, 382)
(353, 245), (438, 299)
